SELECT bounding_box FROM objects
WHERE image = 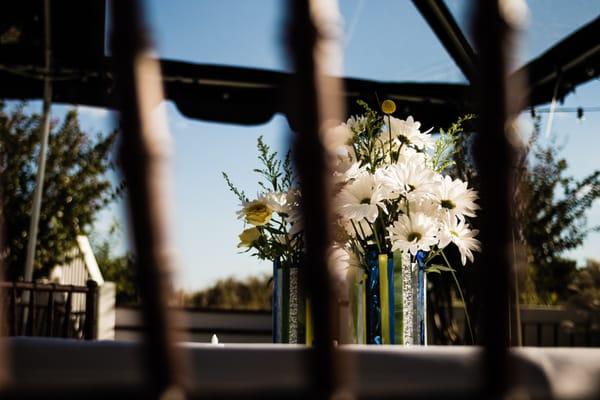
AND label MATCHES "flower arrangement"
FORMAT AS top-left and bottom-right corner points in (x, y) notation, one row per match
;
(223, 137), (303, 268)
(325, 100), (481, 344)
(329, 100), (480, 275)
(224, 100), (481, 344)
